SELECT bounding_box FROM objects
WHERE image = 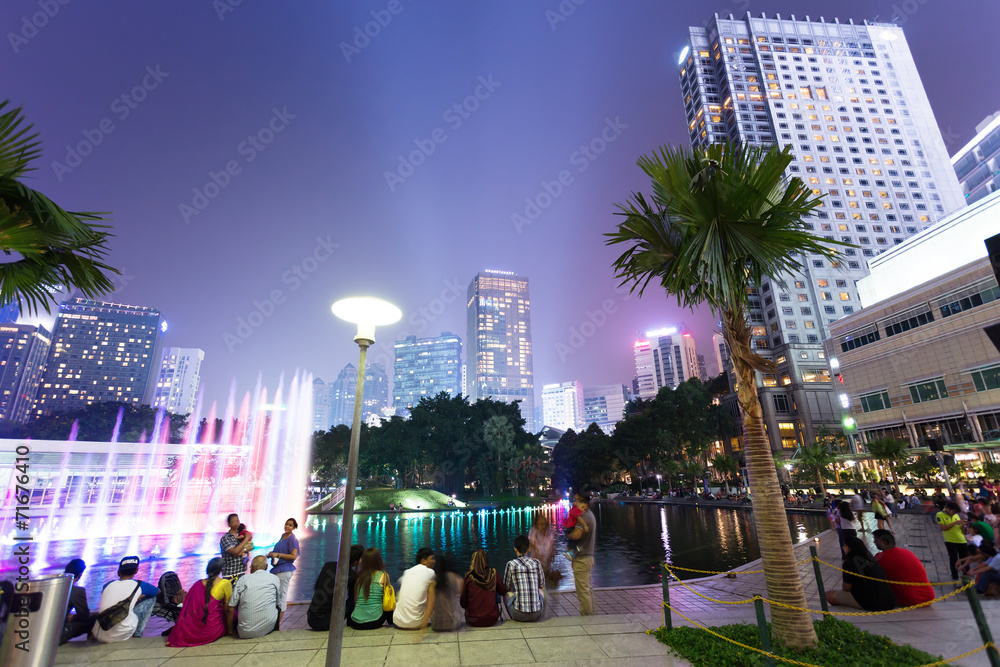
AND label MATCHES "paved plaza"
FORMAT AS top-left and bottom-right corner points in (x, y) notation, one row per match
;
(54, 510), (1000, 666)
